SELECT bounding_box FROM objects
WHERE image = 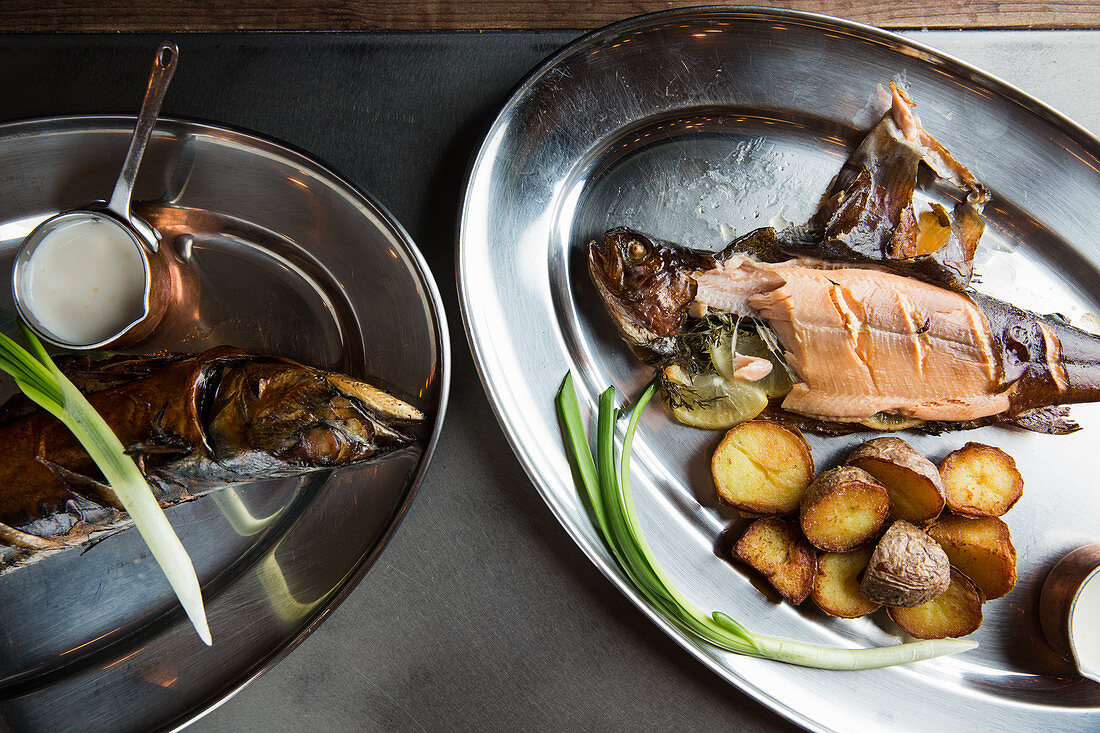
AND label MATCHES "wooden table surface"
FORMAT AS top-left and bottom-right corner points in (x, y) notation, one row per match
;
(3, 0), (1100, 31)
